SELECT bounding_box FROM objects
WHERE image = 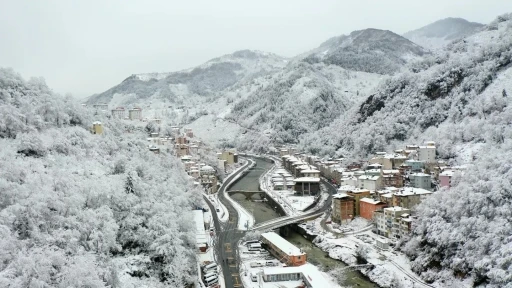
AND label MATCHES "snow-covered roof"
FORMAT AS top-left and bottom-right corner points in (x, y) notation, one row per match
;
(382, 170), (400, 174)
(301, 169), (320, 174)
(440, 170), (455, 176)
(200, 165), (215, 172)
(381, 193), (393, 198)
(419, 146), (436, 149)
(293, 177), (320, 183)
(261, 232), (303, 256)
(359, 175), (380, 181)
(92, 121), (101, 125)
(396, 187), (432, 196)
(333, 193), (353, 200)
(349, 188), (371, 194)
(263, 264), (331, 288)
(338, 185), (356, 192)
(384, 206), (410, 212)
(410, 173), (430, 177)
(360, 198), (385, 205)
